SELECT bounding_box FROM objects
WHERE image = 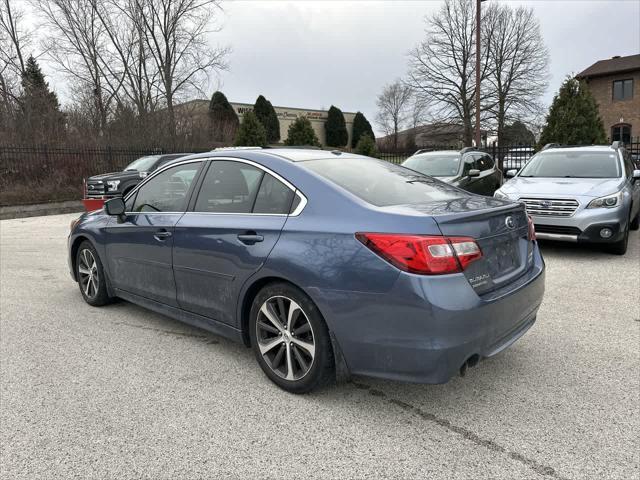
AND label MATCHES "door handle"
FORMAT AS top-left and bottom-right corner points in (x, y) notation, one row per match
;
(154, 229), (172, 241)
(237, 232), (264, 245)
